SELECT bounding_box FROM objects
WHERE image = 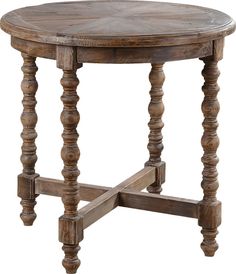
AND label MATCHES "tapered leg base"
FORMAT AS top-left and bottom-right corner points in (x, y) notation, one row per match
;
(201, 228), (219, 257)
(62, 244), (81, 274)
(20, 199), (37, 226)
